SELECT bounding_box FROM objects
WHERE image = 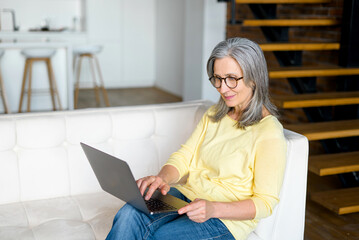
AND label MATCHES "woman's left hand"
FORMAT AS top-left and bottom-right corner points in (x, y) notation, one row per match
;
(178, 198), (216, 223)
